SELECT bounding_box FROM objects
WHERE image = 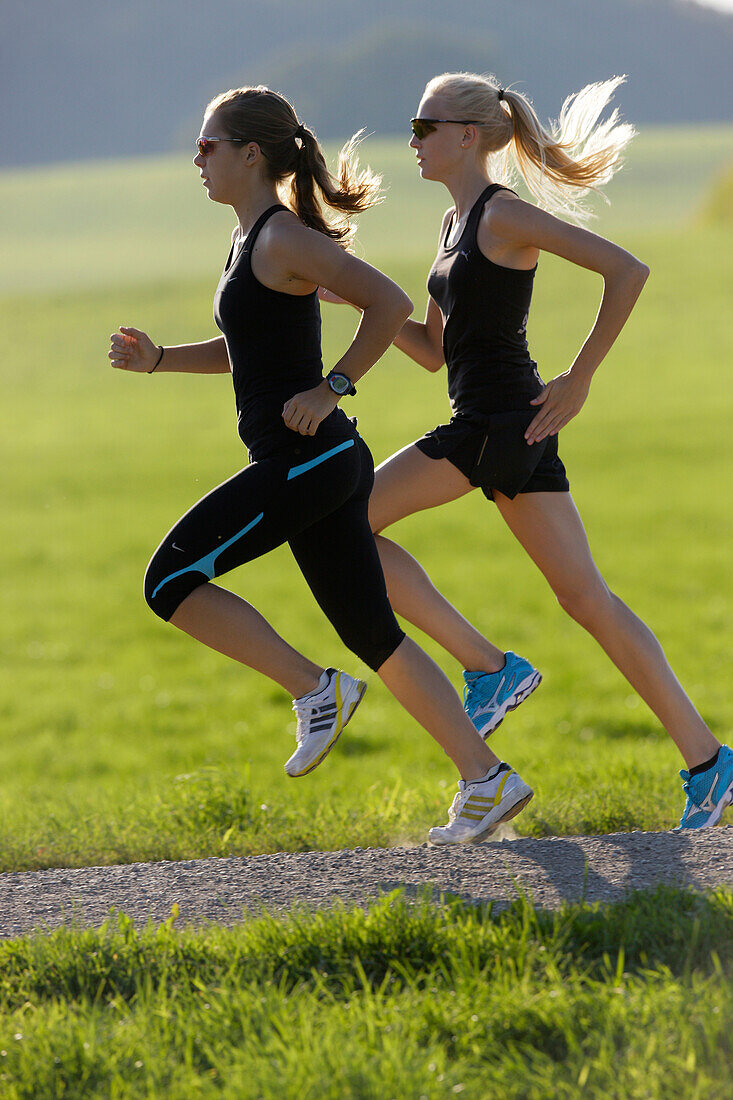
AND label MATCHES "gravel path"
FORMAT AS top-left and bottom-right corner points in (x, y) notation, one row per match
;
(1, 826), (731, 939)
